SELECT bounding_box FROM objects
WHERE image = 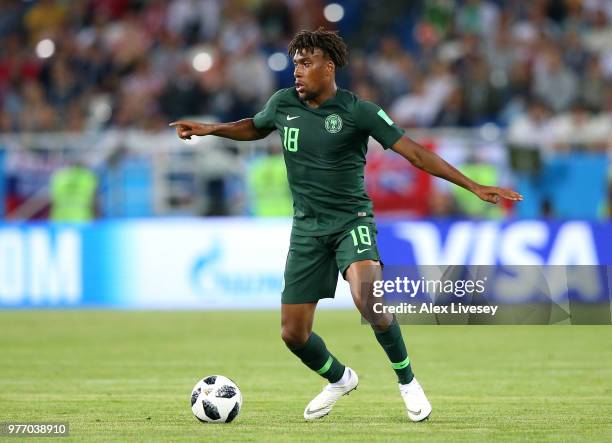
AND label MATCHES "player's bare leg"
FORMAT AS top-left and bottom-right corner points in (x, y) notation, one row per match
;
(281, 302), (317, 349)
(281, 302), (357, 420)
(346, 260), (432, 422)
(345, 259), (391, 330)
